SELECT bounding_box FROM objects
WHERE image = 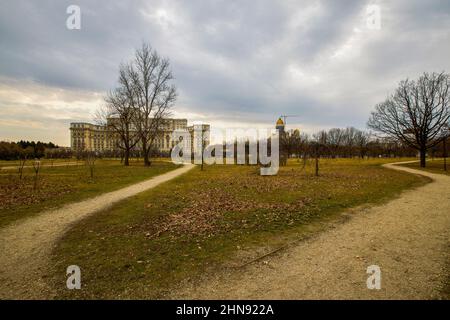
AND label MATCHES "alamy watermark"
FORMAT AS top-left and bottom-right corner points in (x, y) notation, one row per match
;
(66, 265), (81, 289)
(366, 4), (381, 30)
(66, 5), (81, 30)
(366, 265), (381, 290)
(171, 126), (280, 175)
